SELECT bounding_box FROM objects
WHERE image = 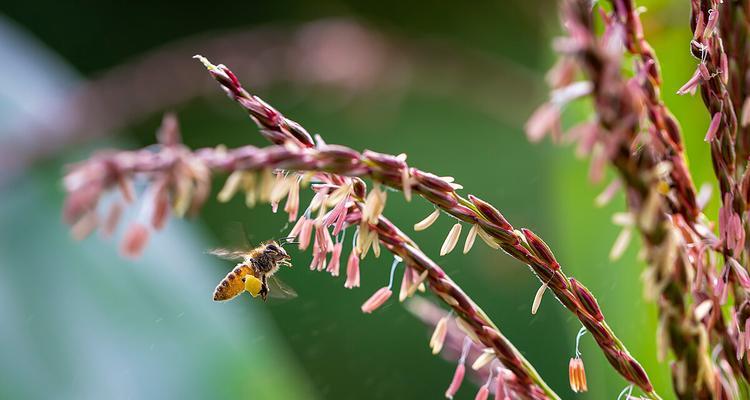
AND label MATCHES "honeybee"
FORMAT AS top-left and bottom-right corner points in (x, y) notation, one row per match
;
(210, 239), (295, 302)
